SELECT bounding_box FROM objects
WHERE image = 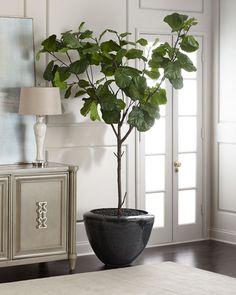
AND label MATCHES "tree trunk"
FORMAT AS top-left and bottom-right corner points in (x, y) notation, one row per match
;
(117, 125), (122, 215)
